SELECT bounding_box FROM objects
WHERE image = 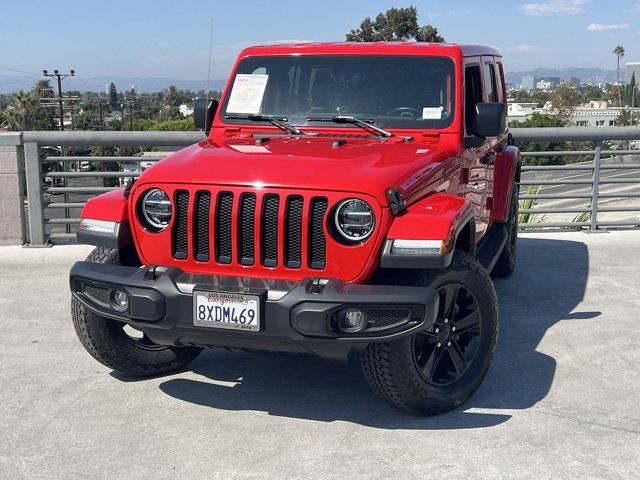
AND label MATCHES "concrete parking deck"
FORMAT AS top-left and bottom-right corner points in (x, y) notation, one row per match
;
(1, 231), (639, 479)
